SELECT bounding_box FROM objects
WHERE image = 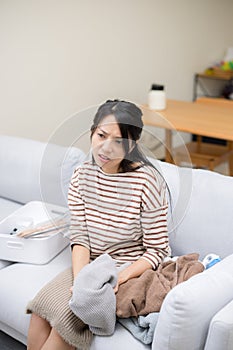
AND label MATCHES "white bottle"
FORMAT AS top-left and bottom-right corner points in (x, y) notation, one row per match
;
(148, 84), (166, 110)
